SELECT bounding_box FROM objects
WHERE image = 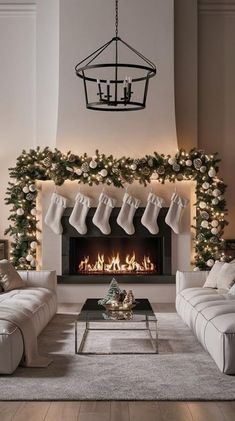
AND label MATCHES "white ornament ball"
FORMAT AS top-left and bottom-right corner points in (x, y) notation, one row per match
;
(186, 159), (192, 167)
(211, 220), (219, 227)
(75, 168), (82, 176)
(211, 227), (218, 235)
(218, 195), (224, 201)
(66, 166), (74, 173)
(16, 208), (24, 216)
(89, 160), (97, 169)
(201, 220), (209, 228)
(26, 254), (33, 262)
(29, 184), (36, 192)
(207, 259), (215, 267)
(83, 172), (88, 178)
(151, 172), (159, 180)
(30, 208), (37, 216)
(168, 157), (176, 165)
(208, 168), (216, 177)
(22, 186), (29, 193)
(173, 163), (180, 172)
(130, 163), (137, 171)
(202, 182), (210, 190)
(212, 198), (219, 205)
(30, 259), (36, 268)
(100, 169), (108, 177)
(213, 189), (221, 197)
(30, 241), (37, 249)
(193, 267), (200, 272)
(199, 201), (207, 209)
(200, 166), (207, 173)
